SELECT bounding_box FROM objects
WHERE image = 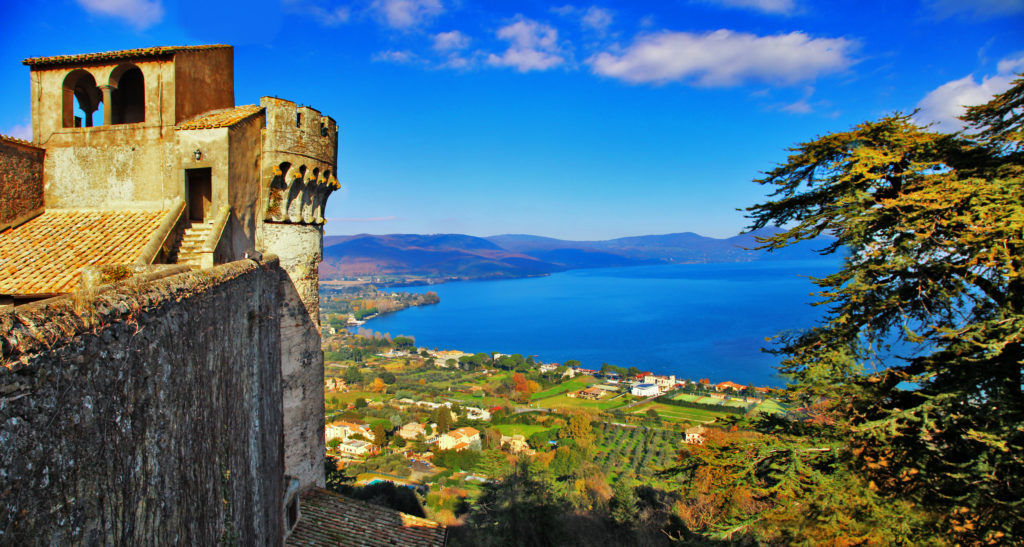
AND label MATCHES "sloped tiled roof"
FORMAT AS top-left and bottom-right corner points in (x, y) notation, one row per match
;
(0, 134), (40, 148)
(176, 105), (264, 130)
(22, 45), (230, 67)
(287, 488), (446, 547)
(0, 209), (167, 296)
